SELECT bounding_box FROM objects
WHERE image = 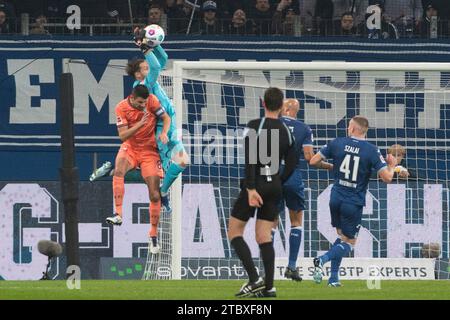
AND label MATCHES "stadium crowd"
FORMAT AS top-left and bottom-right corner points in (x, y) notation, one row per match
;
(0, 0), (449, 38)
